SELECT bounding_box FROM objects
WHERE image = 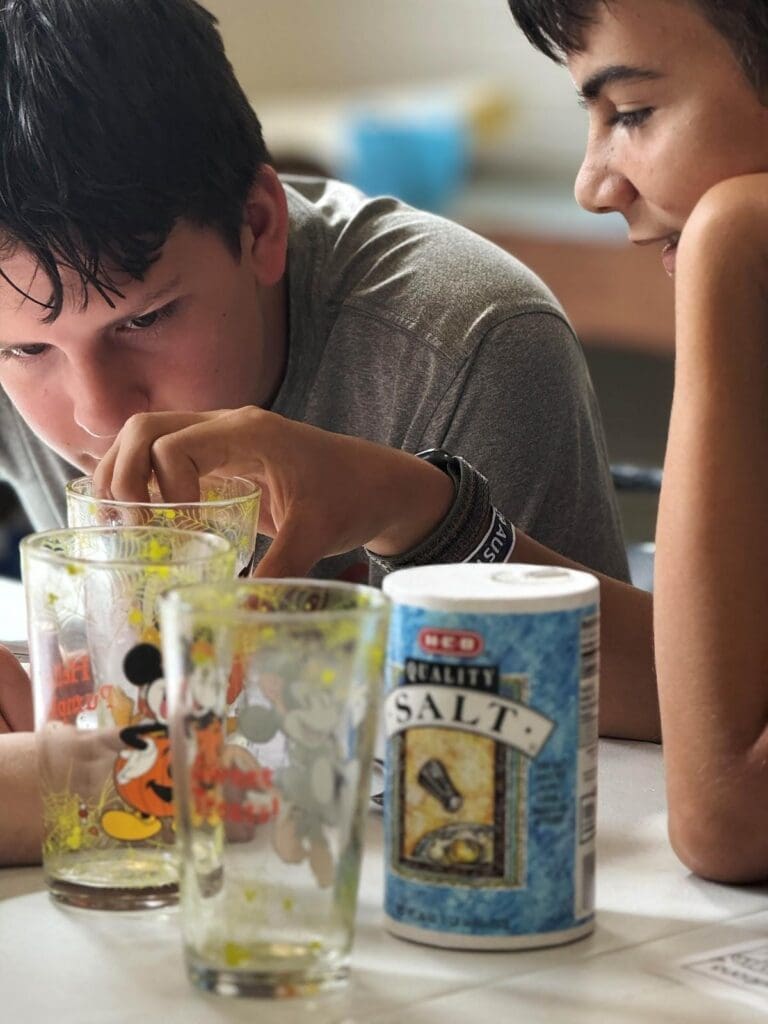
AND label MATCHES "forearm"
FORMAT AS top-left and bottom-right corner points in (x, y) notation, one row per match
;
(655, 192), (768, 881)
(369, 456), (658, 742)
(656, 390), (768, 880)
(513, 533), (658, 742)
(0, 732), (42, 865)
